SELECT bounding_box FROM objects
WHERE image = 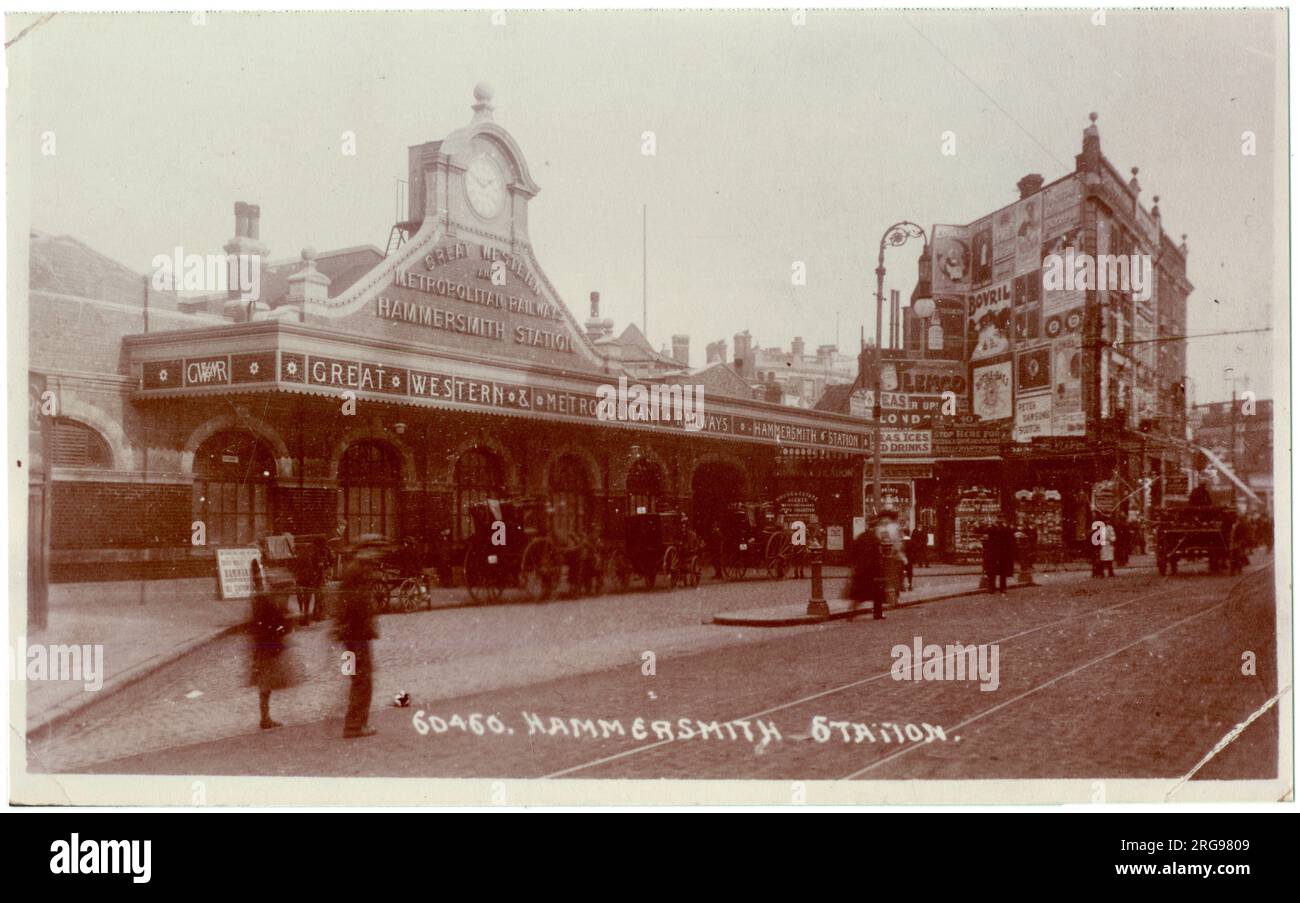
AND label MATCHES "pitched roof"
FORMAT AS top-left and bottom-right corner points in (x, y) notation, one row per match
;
(180, 244), (385, 313)
(29, 231), (181, 310)
(814, 382), (858, 414)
